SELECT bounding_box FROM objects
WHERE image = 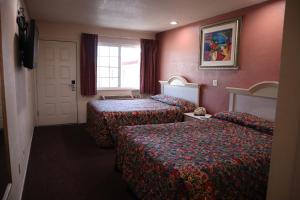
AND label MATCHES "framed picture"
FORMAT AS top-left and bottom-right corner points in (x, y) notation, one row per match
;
(199, 18), (241, 69)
